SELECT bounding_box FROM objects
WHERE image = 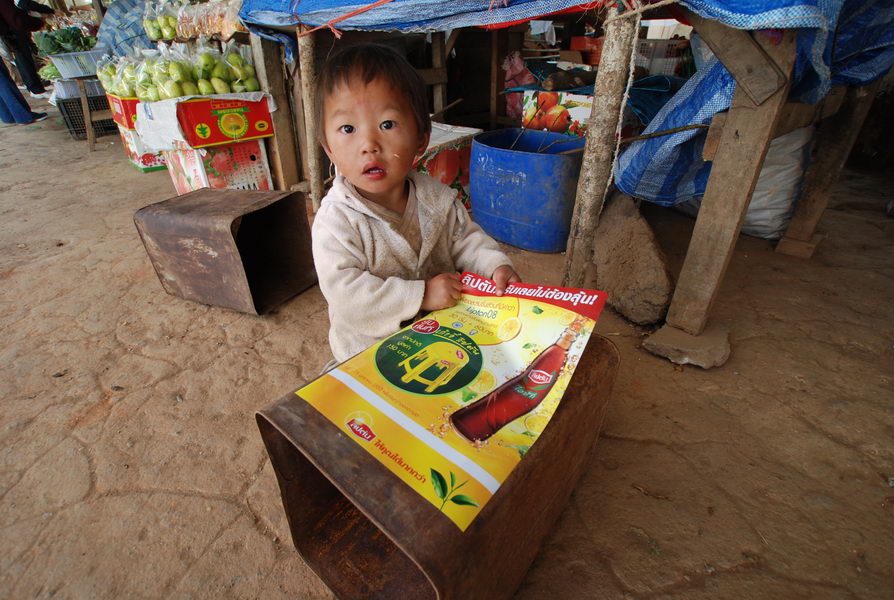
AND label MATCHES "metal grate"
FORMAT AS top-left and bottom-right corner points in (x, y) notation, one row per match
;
(57, 96), (118, 141)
